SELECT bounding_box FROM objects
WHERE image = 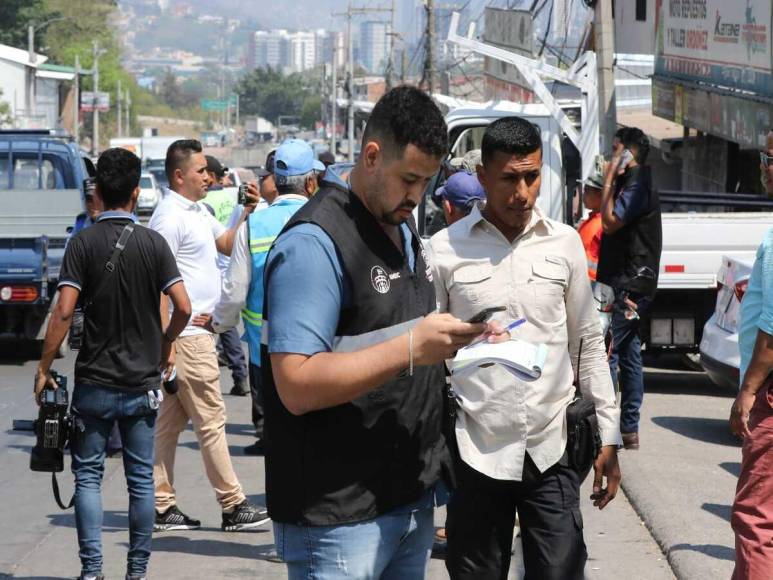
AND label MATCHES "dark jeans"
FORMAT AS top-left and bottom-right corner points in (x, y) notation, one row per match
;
(445, 453), (586, 580)
(217, 328), (247, 383)
(70, 384), (157, 577)
(608, 289), (652, 433)
(248, 362), (265, 437)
